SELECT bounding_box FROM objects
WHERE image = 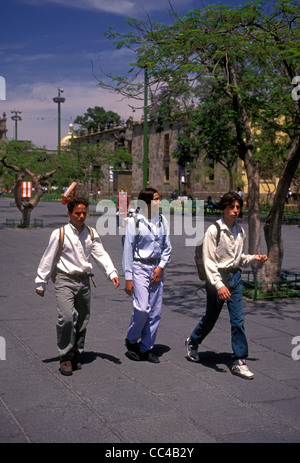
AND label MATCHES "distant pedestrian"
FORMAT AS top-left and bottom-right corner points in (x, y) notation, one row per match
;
(123, 188), (172, 363)
(118, 189), (129, 228)
(35, 197), (119, 376)
(186, 191), (268, 379)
